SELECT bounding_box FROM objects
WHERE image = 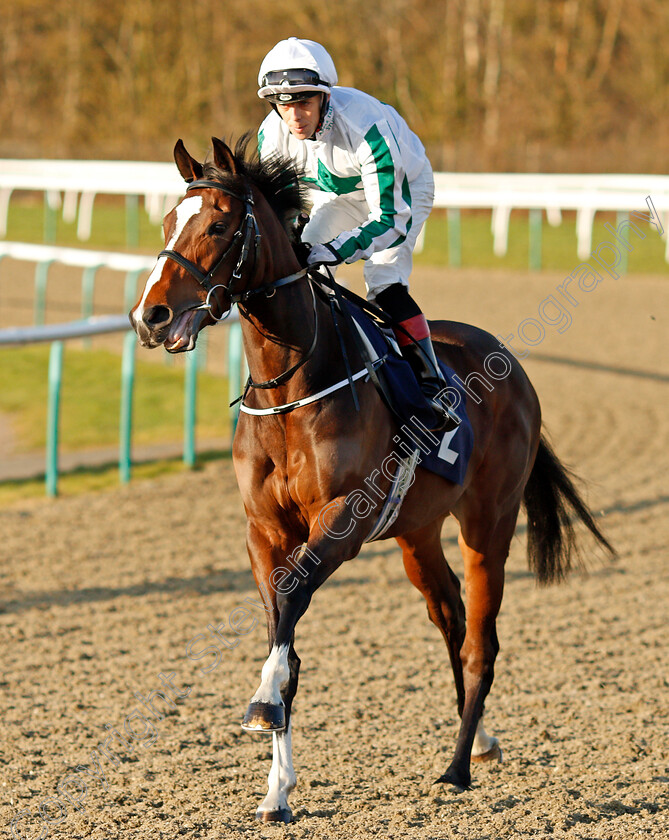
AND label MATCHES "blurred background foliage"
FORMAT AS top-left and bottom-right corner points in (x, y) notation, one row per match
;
(2, 0), (667, 170)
